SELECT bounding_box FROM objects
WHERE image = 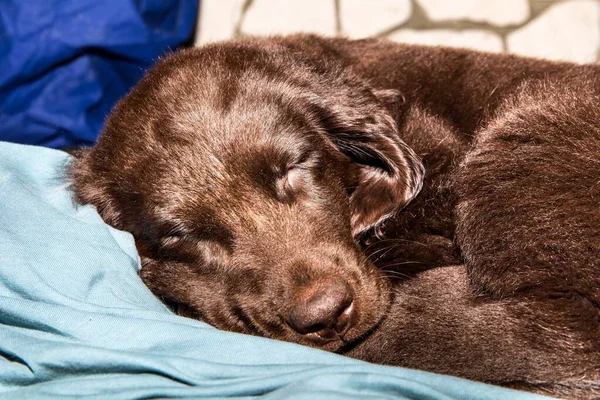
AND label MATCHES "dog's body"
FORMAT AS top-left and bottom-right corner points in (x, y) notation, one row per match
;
(70, 35), (600, 397)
